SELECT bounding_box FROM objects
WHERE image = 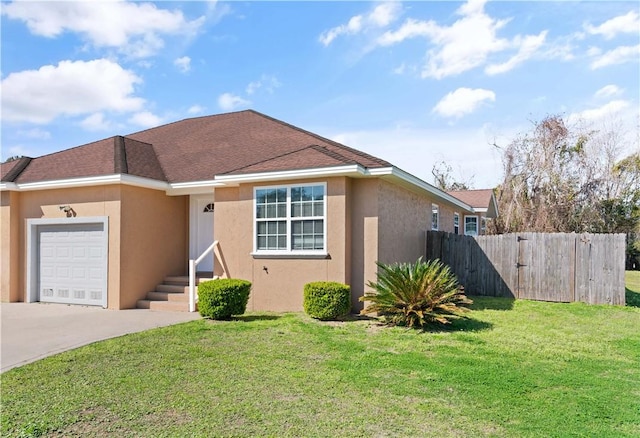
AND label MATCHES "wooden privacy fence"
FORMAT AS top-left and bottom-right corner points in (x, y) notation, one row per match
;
(426, 231), (626, 305)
